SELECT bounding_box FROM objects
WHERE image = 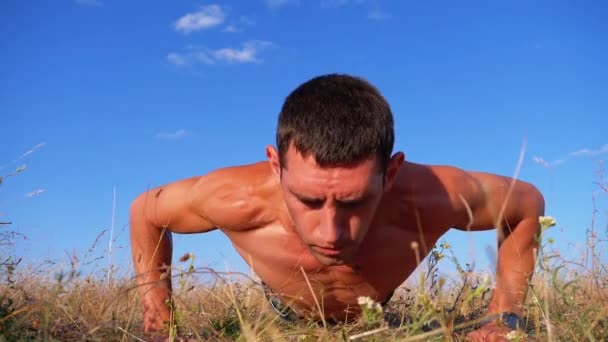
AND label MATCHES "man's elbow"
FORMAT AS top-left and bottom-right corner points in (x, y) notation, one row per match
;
(531, 184), (545, 216)
(130, 192), (152, 232)
(519, 181), (545, 219)
(130, 194), (143, 221)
